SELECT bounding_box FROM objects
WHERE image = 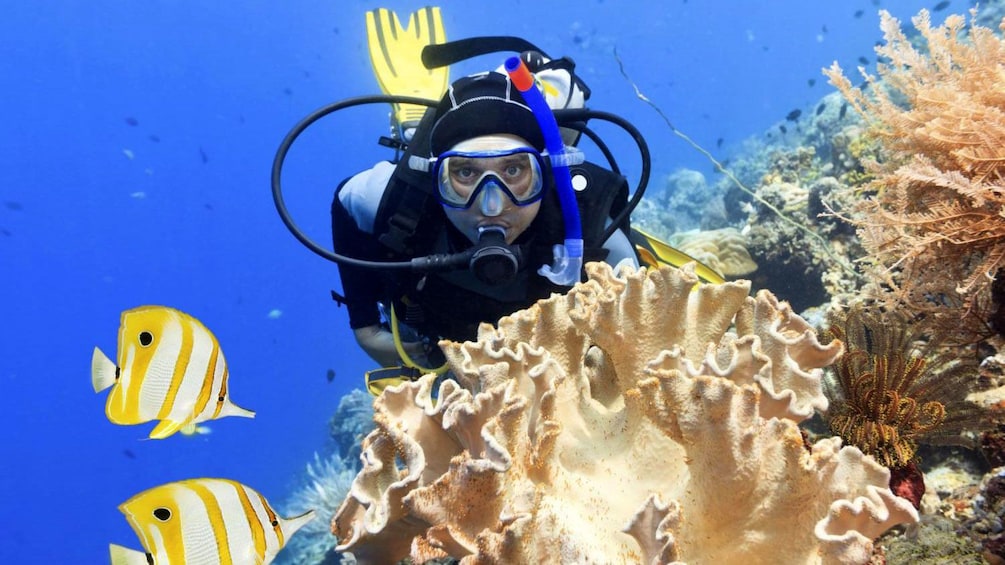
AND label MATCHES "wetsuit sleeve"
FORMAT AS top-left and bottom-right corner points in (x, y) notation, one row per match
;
(332, 179), (383, 329)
